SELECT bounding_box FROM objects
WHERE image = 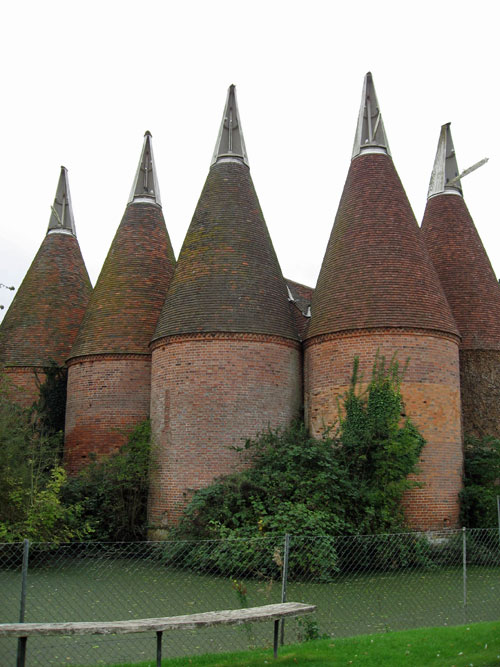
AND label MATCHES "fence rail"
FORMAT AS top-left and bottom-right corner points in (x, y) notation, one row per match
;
(1, 528), (499, 665)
